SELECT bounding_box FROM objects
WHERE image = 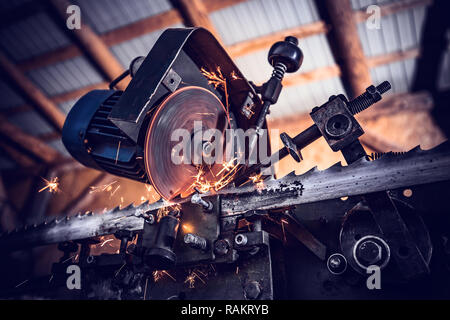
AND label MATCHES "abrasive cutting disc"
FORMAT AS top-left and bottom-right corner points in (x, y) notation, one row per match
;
(144, 86), (229, 200)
